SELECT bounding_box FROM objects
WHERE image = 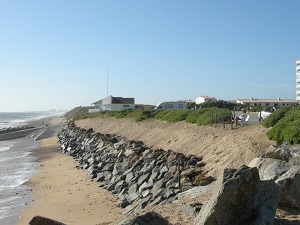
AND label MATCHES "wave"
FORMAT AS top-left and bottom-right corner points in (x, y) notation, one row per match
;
(0, 142), (15, 152)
